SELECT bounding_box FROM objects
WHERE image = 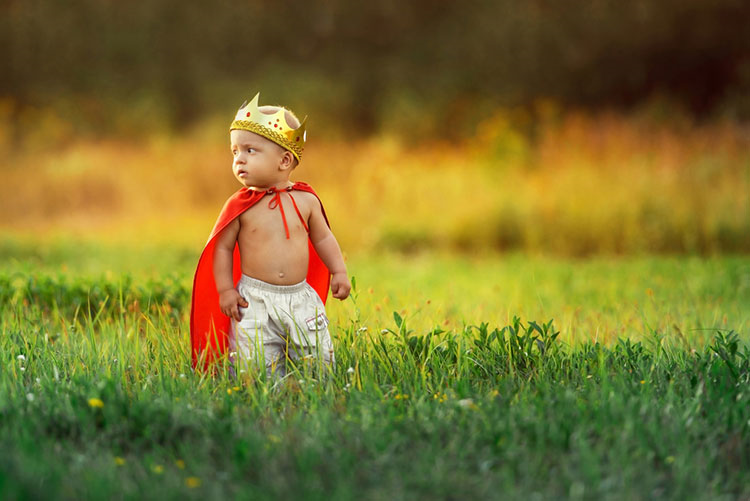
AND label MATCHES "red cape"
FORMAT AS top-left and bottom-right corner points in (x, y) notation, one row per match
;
(189, 182), (331, 370)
